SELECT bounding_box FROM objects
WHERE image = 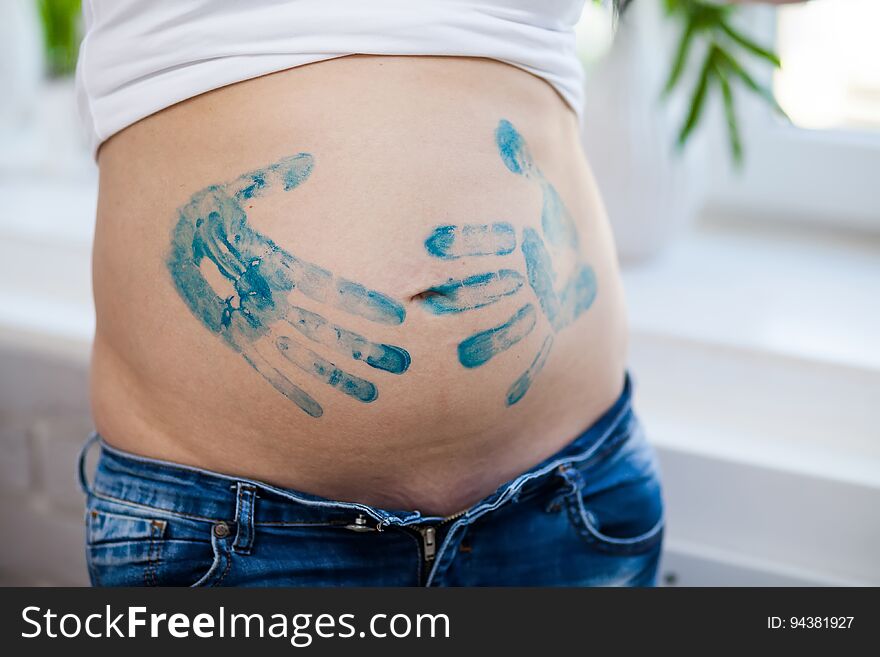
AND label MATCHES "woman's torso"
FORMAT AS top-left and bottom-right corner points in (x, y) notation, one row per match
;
(91, 55), (627, 515)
